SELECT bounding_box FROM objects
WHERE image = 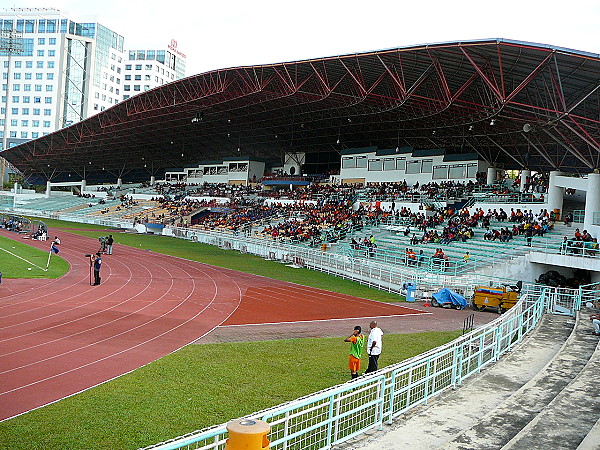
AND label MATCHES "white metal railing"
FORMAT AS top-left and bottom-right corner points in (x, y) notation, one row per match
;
(140, 287), (555, 450)
(164, 226), (524, 296)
